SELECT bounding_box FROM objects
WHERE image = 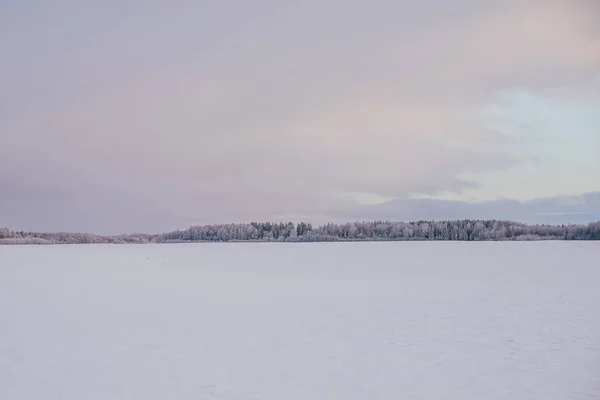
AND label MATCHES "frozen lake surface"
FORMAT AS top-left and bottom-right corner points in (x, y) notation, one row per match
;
(1, 242), (599, 399)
